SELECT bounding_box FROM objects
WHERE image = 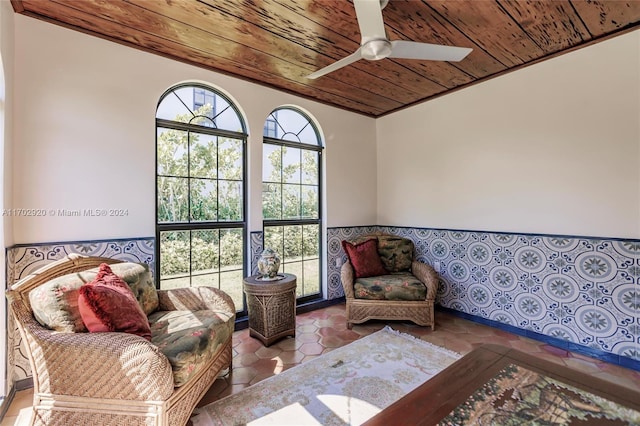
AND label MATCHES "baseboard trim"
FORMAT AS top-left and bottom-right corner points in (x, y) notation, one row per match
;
(297, 296), (346, 314)
(0, 385), (16, 422)
(437, 305), (640, 372)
